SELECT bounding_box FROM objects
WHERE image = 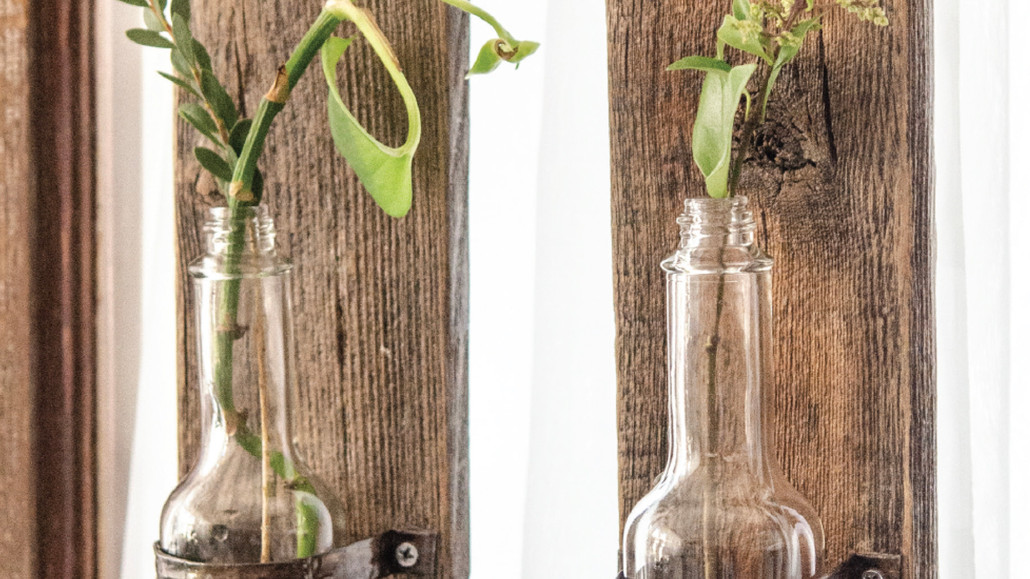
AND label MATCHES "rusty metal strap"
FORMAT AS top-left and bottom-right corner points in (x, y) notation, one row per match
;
(155, 530), (437, 579)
